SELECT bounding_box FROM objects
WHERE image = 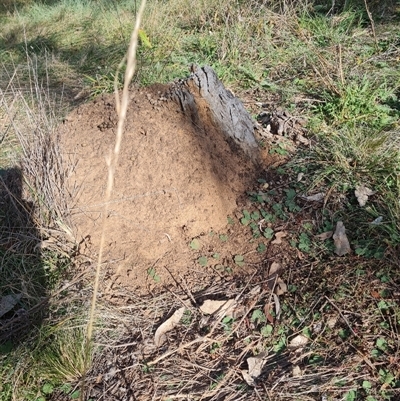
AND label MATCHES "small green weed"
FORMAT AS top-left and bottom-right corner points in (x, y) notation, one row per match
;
(375, 337), (388, 352)
(257, 242), (266, 253)
(147, 267), (161, 283)
(181, 310), (192, 326)
(273, 337), (286, 353)
(284, 188), (301, 212)
(215, 264), (232, 274)
(221, 316), (234, 334)
(41, 383), (54, 396)
(260, 210), (275, 222)
(233, 255), (244, 267)
(141, 364), (155, 374)
(317, 79), (397, 130)
(260, 324), (273, 337)
(198, 256), (208, 267)
(307, 354), (323, 365)
(272, 203), (288, 220)
(263, 227), (274, 239)
(240, 209), (251, 226)
(298, 232), (312, 253)
(344, 389), (357, 401)
(269, 142), (289, 156)
(251, 309), (267, 325)
(189, 238), (201, 250)
(362, 380), (372, 392)
(248, 191), (271, 205)
(378, 369), (396, 388)
(209, 342), (221, 354)
(249, 222), (261, 238)
(219, 234), (228, 242)
(251, 309), (275, 336)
